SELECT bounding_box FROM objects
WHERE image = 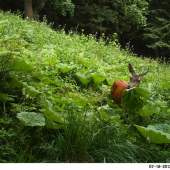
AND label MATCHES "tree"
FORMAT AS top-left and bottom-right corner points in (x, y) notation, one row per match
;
(143, 0), (170, 59)
(24, 0), (48, 20)
(110, 0), (148, 42)
(72, 0), (148, 41)
(24, 0), (75, 20)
